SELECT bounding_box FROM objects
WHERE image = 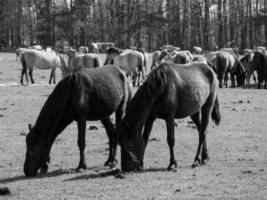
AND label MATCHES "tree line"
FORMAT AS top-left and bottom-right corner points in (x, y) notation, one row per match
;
(0, 0), (266, 51)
